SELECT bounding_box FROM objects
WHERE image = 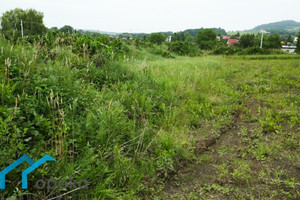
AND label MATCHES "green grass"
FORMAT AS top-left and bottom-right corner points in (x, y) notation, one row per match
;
(153, 56), (300, 200)
(0, 33), (299, 199)
(229, 54), (300, 60)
